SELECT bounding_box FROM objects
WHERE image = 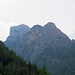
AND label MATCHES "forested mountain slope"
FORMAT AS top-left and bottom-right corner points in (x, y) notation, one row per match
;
(0, 41), (50, 75)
